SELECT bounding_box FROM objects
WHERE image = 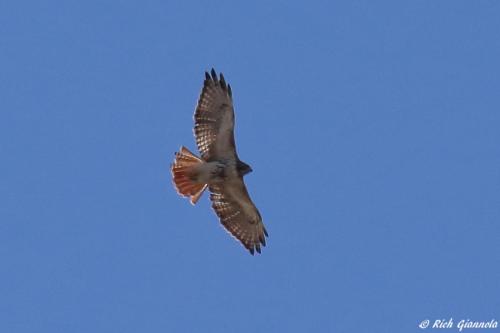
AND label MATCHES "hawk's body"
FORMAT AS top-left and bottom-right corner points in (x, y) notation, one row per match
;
(171, 69), (268, 255)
